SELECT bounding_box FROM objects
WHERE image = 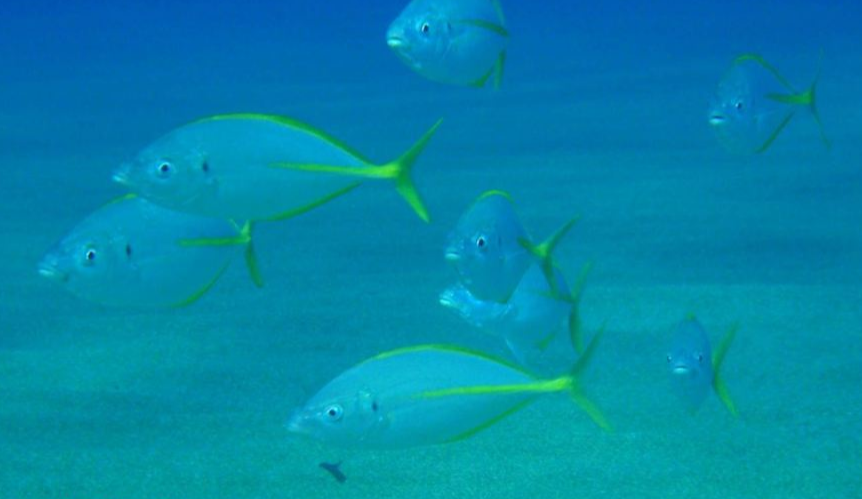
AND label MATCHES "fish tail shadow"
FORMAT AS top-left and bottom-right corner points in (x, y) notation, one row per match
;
(382, 118), (443, 223)
(711, 322), (739, 417)
(564, 323), (612, 431)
